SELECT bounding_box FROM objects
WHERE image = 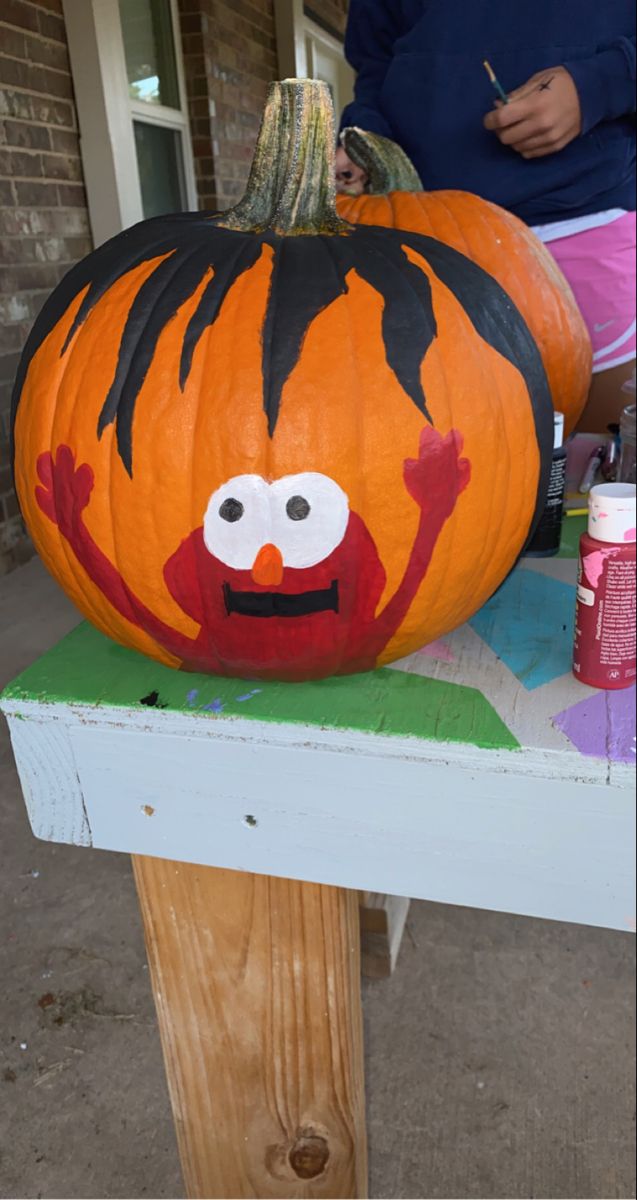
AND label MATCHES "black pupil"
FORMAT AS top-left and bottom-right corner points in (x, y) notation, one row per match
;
(219, 498), (244, 523)
(286, 495), (311, 521)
